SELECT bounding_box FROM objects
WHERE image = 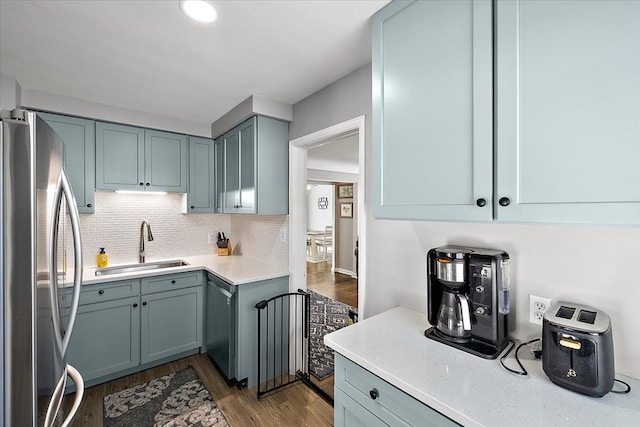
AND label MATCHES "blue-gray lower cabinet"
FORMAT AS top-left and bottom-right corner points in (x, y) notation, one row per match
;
(205, 273), (289, 388)
(334, 354), (460, 427)
(140, 286), (203, 364)
(62, 272), (204, 389)
(63, 295), (140, 383)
